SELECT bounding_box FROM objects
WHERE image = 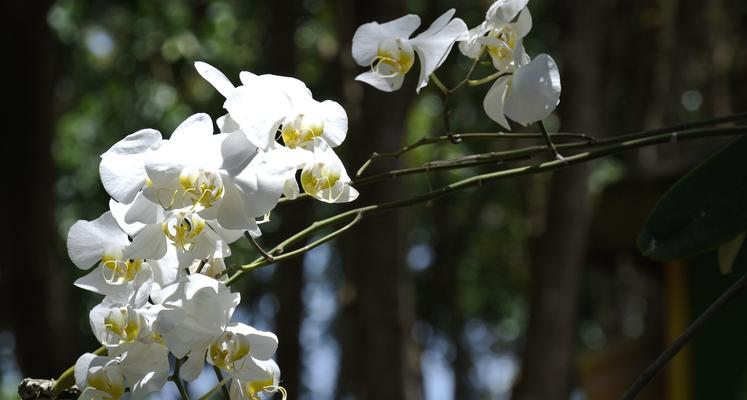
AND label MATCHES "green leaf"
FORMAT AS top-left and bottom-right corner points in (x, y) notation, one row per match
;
(718, 232), (745, 274)
(638, 135), (747, 261)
